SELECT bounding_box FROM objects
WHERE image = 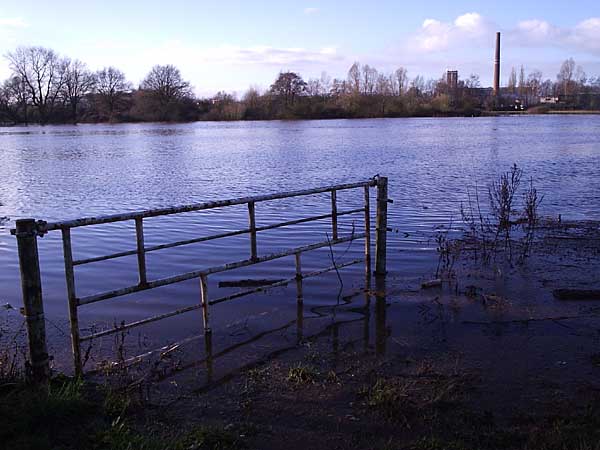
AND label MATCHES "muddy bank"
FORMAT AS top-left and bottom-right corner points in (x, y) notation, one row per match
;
(3, 218), (600, 449)
(76, 219), (600, 449)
